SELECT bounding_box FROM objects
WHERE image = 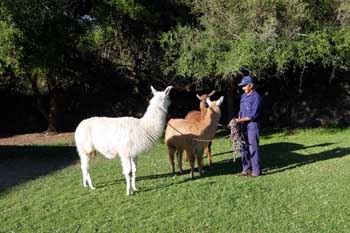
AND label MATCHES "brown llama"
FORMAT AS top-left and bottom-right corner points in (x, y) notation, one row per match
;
(165, 97), (223, 178)
(184, 91), (215, 166)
